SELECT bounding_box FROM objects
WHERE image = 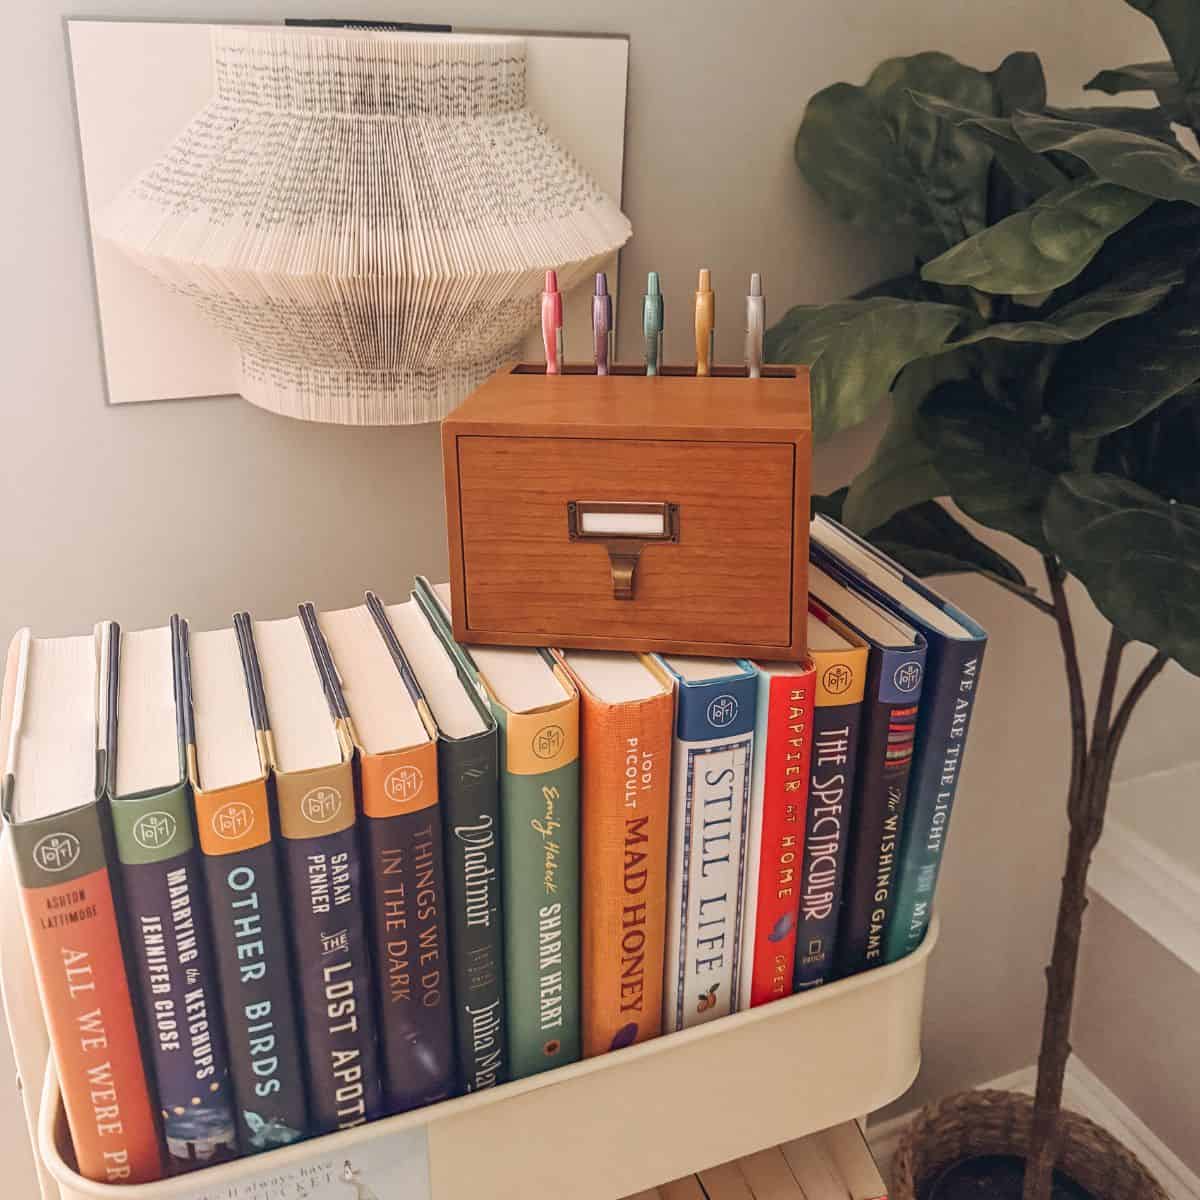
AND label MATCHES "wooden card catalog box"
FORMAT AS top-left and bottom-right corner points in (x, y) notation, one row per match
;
(441, 363), (811, 660)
